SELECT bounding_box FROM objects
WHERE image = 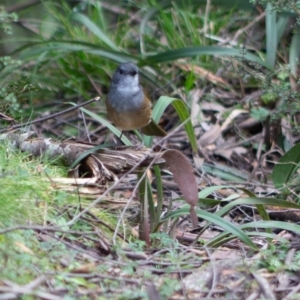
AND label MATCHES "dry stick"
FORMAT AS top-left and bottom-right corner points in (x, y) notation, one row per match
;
(203, 245), (218, 299)
(22, 275), (47, 291)
(0, 96), (100, 133)
(0, 225), (96, 235)
(81, 110), (92, 143)
(232, 11), (266, 42)
(0, 112), (15, 122)
(100, 2), (142, 23)
(283, 282), (300, 300)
